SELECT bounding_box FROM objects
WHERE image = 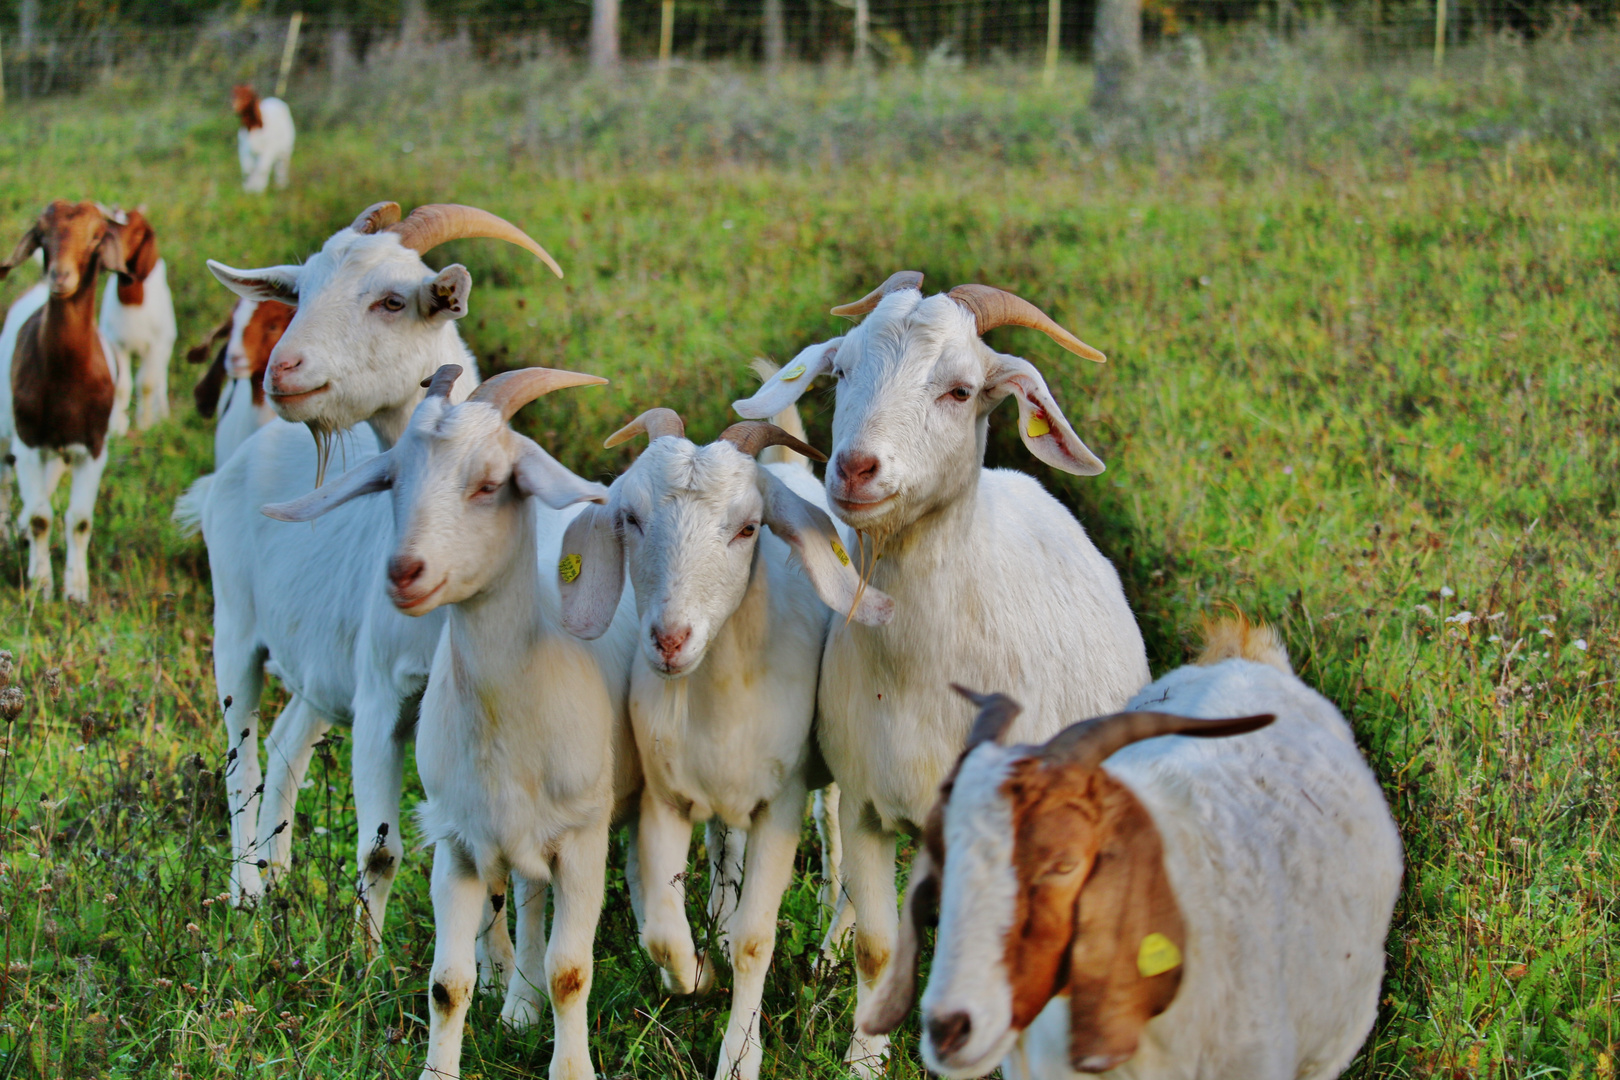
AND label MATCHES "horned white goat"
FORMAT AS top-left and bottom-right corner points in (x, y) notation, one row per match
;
(558, 405), (891, 1080)
(233, 85), (296, 194)
(733, 271), (1151, 1072)
(184, 297), (294, 468)
(264, 366), (640, 1080)
(0, 200), (134, 601)
(98, 208), (177, 430)
(860, 618), (1404, 1080)
(190, 201), (563, 937)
